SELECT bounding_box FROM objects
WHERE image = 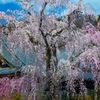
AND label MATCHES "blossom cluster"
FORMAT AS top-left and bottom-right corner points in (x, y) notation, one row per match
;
(0, 77), (24, 97)
(0, 77), (11, 97)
